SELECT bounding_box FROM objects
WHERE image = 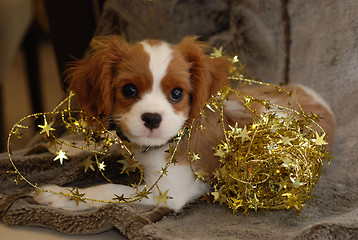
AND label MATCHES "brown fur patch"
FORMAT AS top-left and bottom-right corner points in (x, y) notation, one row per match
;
(113, 43), (153, 115)
(238, 85), (335, 150)
(68, 35), (132, 127)
(145, 39), (163, 46)
(161, 47), (192, 116)
(175, 36), (230, 120)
